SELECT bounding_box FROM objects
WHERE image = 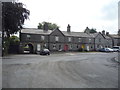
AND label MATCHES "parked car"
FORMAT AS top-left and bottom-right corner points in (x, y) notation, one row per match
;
(40, 49), (50, 55)
(23, 48), (30, 54)
(99, 48), (113, 52)
(112, 46), (120, 52)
